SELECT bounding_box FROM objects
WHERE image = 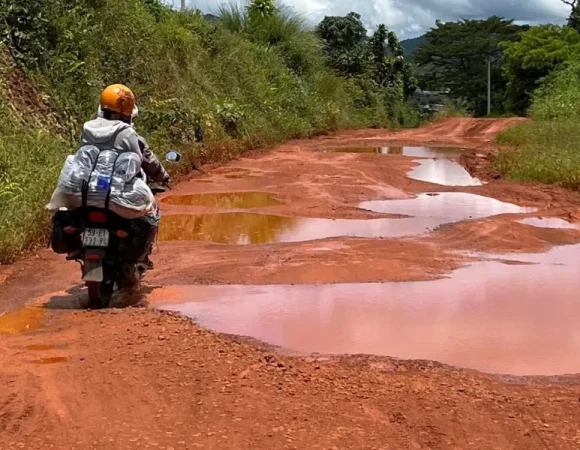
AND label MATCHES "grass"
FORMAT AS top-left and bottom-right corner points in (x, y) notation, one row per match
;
(493, 61), (580, 189)
(493, 120), (580, 189)
(0, 131), (73, 261)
